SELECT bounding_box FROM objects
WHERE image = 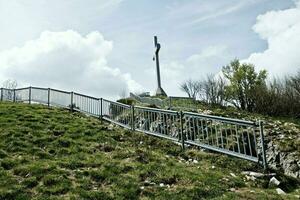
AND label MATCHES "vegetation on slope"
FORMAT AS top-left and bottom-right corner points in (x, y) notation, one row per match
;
(0, 102), (299, 199)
